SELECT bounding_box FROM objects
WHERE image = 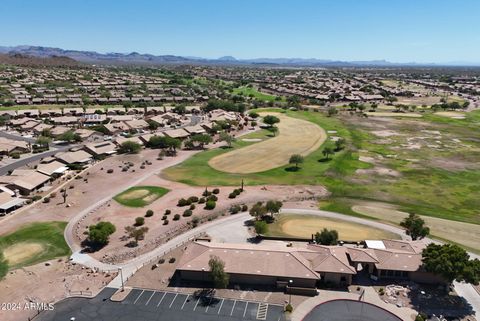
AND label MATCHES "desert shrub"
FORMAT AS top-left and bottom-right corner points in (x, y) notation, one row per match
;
(158, 258), (165, 264)
(207, 195), (218, 201)
(198, 197), (206, 204)
(205, 200), (216, 210)
(107, 169), (114, 174)
(177, 198), (191, 207)
(169, 257), (176, 263)
(228, 192), (236, 199)
(285, 304), (293, 313)
(145, 209), (154, 217)
(165, 209), (171, 215)
(183, 209), (193, 217)
(163, 219), (169, 225)
(233, 188), (242, 196)
(212, 188), (220, 194)
(202, 189), (211, 197)
(191, 216), (200, 227)
(43, 197), (50, 203)
(229, 204), (241, 214)
(135, 217), (145, 226)
(50, 192), (56, 198)
(173, 214), (181, 221)
(241, 204), (248, 211)
(187, 196), (199, 203)
(162, 215), (167, 220)
(32, 195), (42, 202)
(189, 204), (196, 210)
